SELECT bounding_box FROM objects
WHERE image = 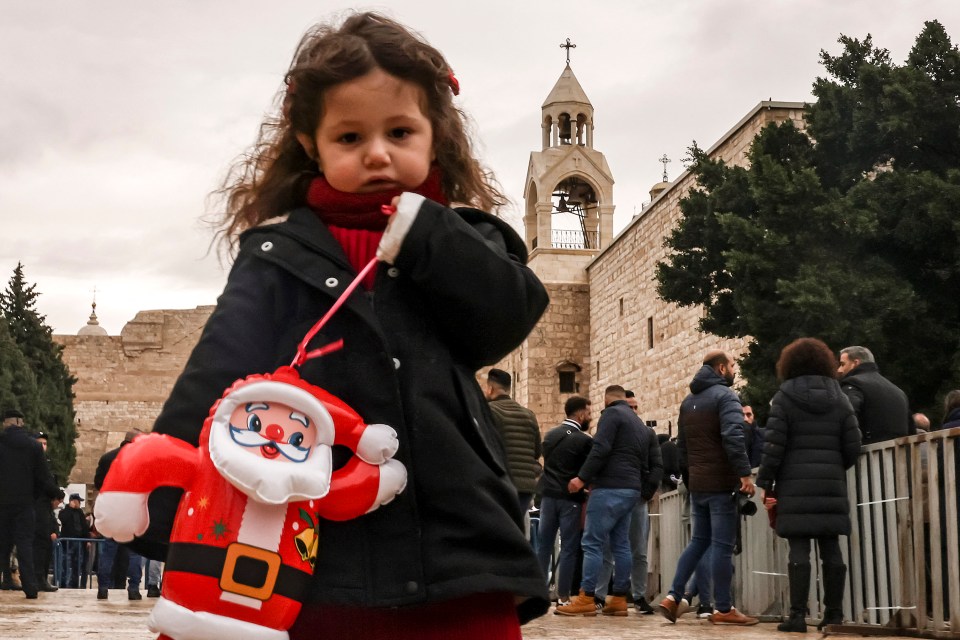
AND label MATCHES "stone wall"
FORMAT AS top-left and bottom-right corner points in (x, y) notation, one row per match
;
(55, 306), (213, 484)
(585, 102), (805, 433)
